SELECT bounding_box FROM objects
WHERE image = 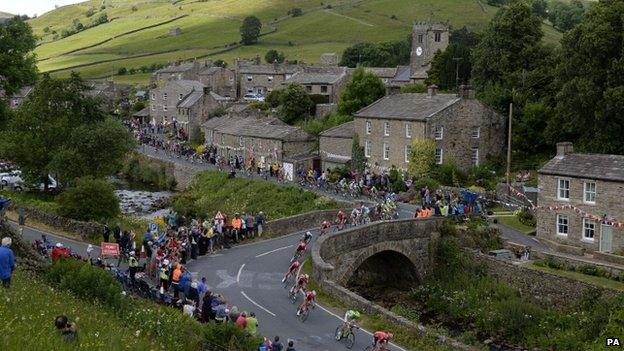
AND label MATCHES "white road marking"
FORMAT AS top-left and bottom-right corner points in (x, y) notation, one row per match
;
(532, 237), (540, 243)
(315, 304), (408, 351)
(255, 245), (293, 258)
(241, 291), (276, 317)
(215, 270), (237, 289)
(237, 263), (245, 283)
